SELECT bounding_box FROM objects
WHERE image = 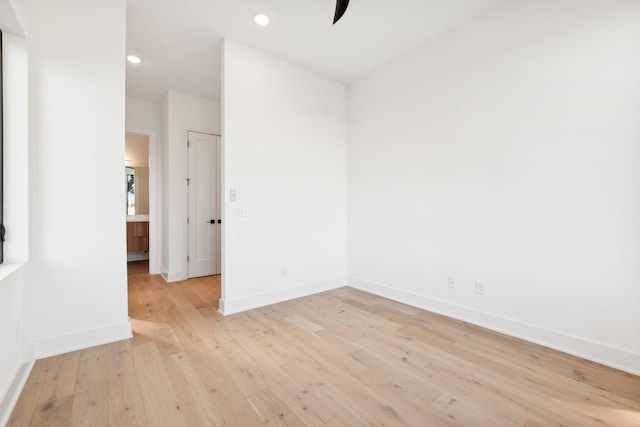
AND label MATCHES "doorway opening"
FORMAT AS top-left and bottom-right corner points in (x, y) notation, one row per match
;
(125, 128), (159, 276)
